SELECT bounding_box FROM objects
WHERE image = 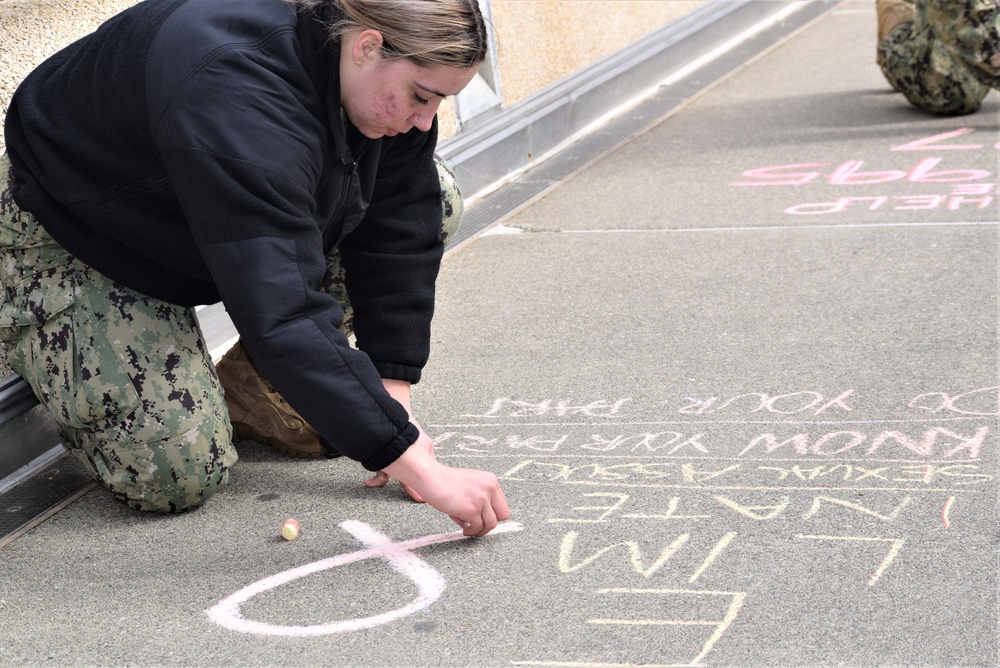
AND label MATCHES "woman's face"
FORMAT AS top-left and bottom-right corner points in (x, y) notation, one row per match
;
(341, 30), (479, 139)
